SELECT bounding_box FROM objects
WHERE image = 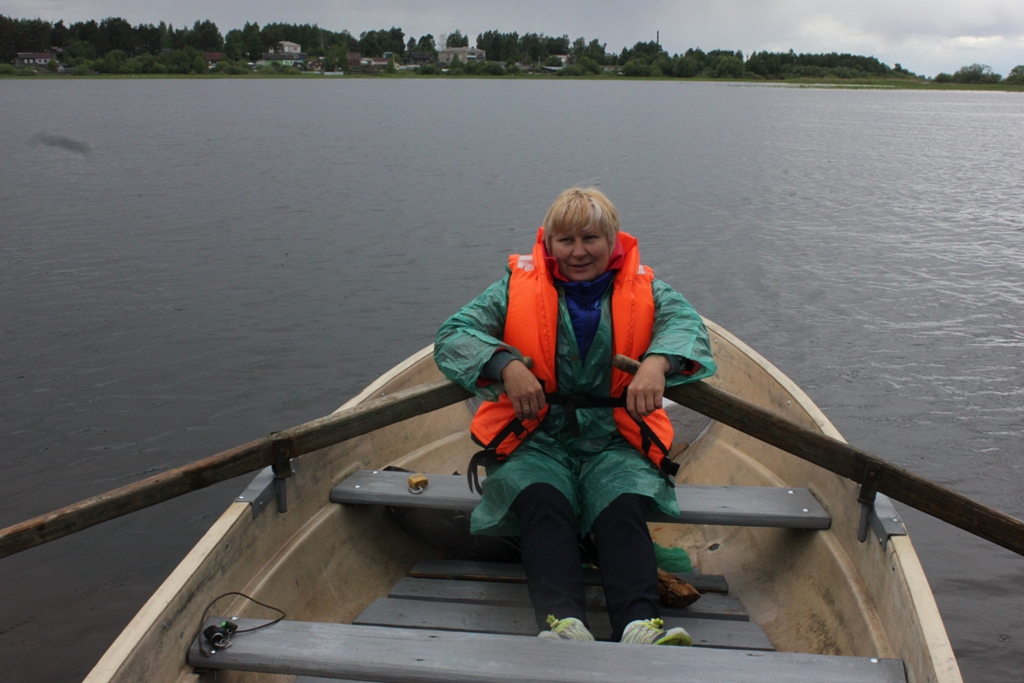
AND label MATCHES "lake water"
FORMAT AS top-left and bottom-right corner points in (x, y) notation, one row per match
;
(1, 78), (1022, 682)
